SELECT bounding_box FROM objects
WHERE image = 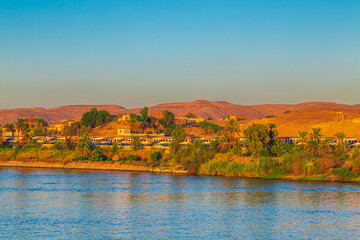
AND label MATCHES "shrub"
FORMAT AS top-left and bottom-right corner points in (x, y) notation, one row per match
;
(331, 167), (359, 179)
(76, 155), (88, 160)
(150, 151), (162, 165)
(89, 148), (106, 161)
(316, 158), (338, 170)
(127, 154), (140, 161)
(54, 142), (66, 150)
(281, 151), (313, 175)
(258, 157), (279, 175)
(198, 121), (224, 134)
(259, 149), (270, 157)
